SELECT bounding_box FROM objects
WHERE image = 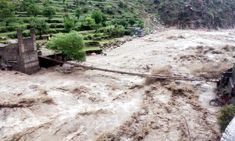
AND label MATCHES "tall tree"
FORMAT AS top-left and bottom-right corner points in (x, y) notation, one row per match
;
(26, 3), (40, 16)
(0, 0), (15, 26)
(43, 6), (56, 21)
(19, 0), (40, 16)
(30, 18), (48, 39)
